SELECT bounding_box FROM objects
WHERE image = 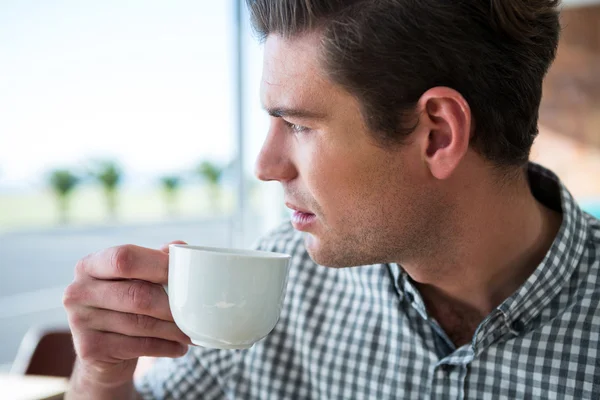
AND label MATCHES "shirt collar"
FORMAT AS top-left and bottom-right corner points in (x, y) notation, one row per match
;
(495, 163), (589, 329)
(388, 163), (590, 335)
